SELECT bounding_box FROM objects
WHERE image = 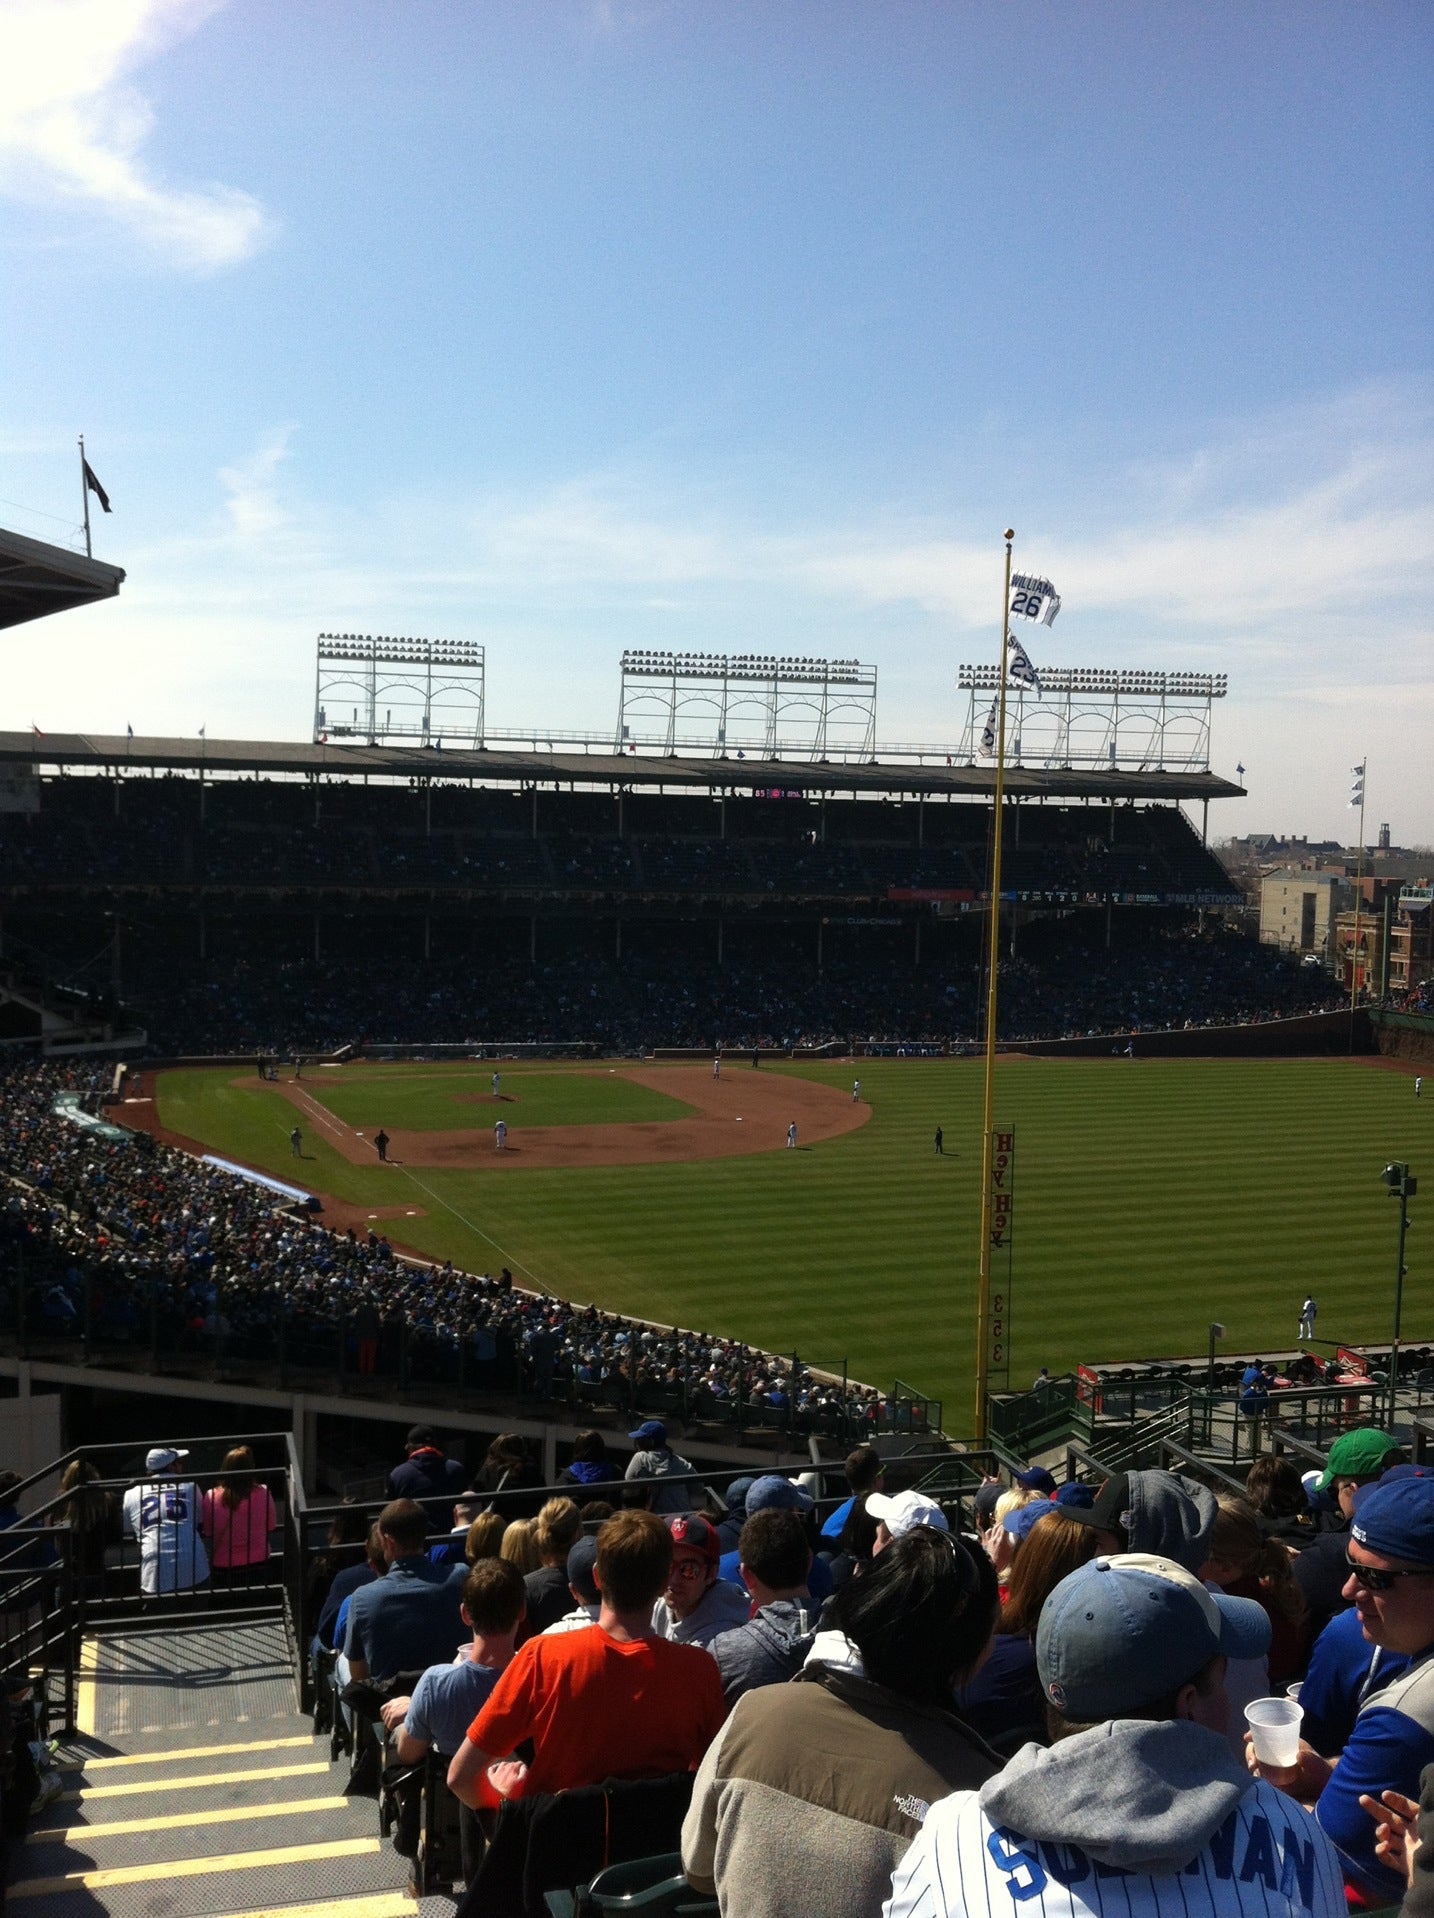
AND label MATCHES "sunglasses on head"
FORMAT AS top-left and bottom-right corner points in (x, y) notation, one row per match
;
(1344, 1551), (1434, 1593)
